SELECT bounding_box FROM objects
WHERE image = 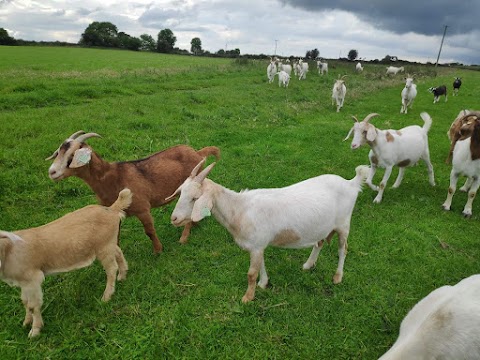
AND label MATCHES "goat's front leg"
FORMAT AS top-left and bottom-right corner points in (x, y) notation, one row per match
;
(366, 164), (378, 191)
(21, 272), (44, 338)
(179, 221), (193, 244)
(373, 166), (393, 203)
(137, 211), (163, 253)
(462, 177), (480, 218)
(442, 171), (460, 211)
(242, 250), (264, 303)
